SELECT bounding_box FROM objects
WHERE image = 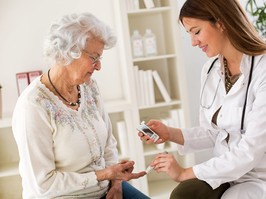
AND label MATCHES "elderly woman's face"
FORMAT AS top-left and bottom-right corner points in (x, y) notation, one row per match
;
(70, 38), (104, 84)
